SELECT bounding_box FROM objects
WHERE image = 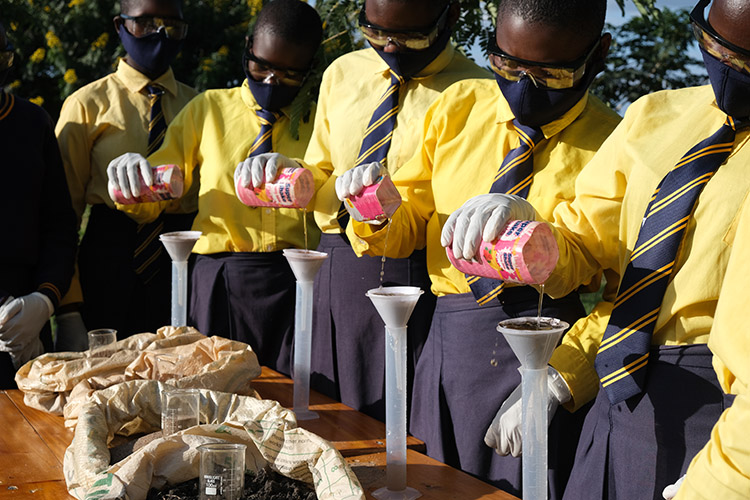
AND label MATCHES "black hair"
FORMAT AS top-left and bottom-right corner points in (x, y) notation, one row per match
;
(365, 0), (451, 19)
(254, 0), (323, 49)
(497, 0), (606, 40)
(120, 0), (184, 16)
